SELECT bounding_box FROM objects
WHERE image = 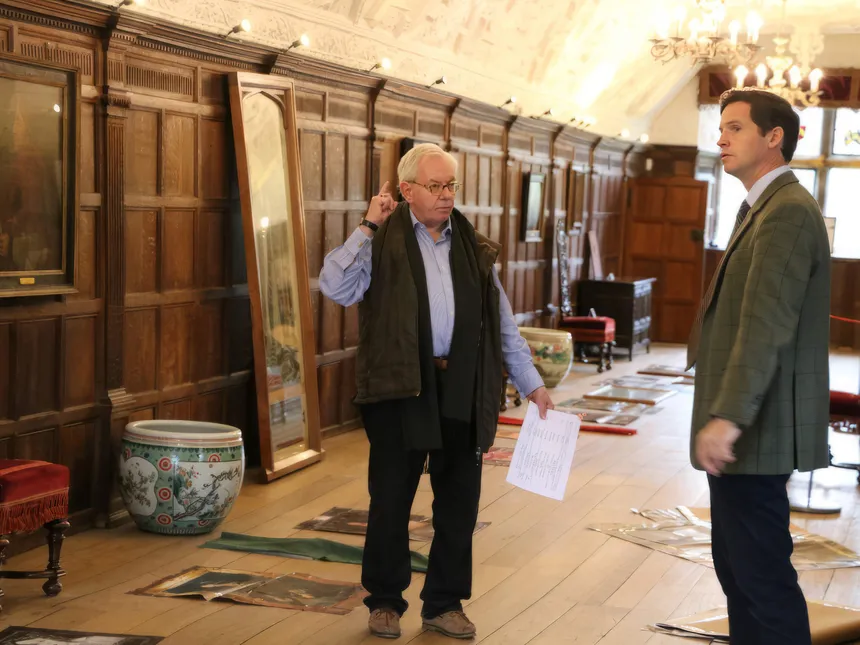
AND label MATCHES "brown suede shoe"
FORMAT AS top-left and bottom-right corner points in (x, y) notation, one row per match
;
(422, 610), (477, 639)
(369, 608), (401, 639)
